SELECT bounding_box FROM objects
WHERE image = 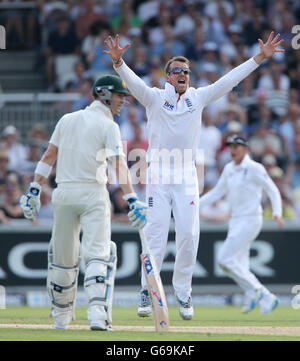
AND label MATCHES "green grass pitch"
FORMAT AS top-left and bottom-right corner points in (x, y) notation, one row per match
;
(0, 305), (300, 341)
